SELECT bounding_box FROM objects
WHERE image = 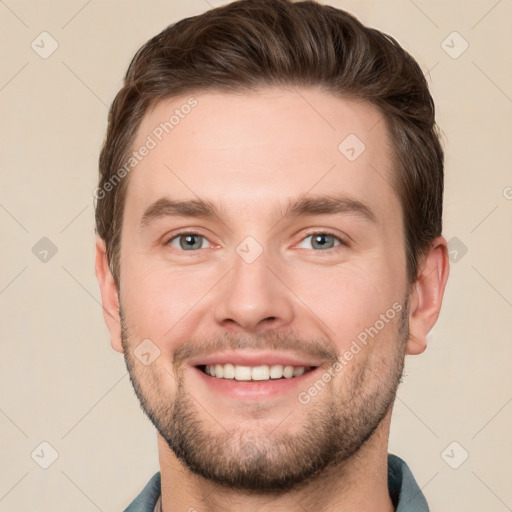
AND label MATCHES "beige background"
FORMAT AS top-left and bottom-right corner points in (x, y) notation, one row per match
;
(1, 0), (511, 510)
